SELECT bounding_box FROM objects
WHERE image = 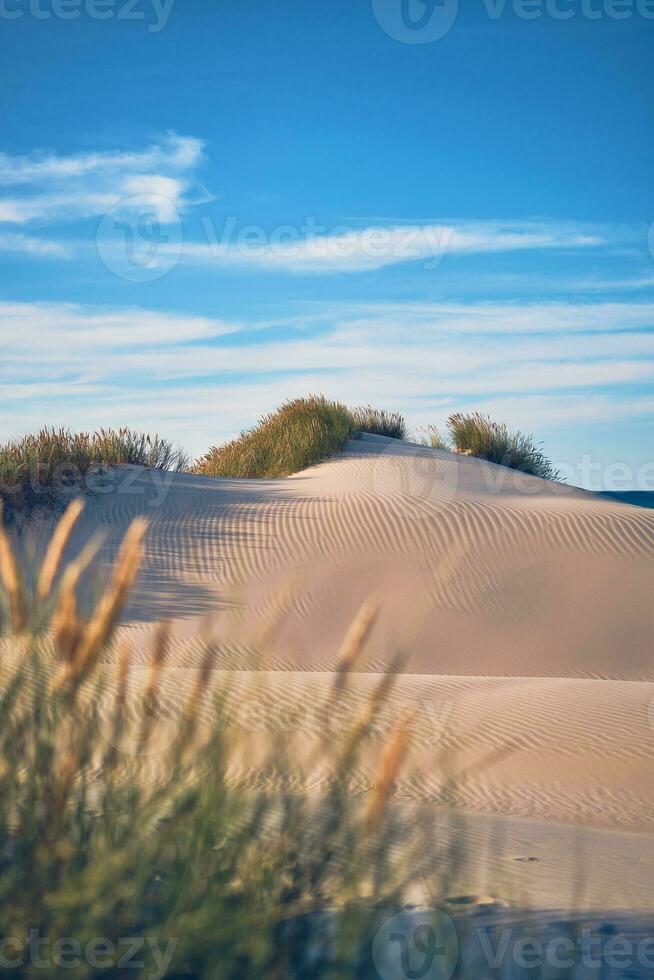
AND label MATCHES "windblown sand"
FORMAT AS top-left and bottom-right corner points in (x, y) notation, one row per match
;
(25, 435), (654, 911)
